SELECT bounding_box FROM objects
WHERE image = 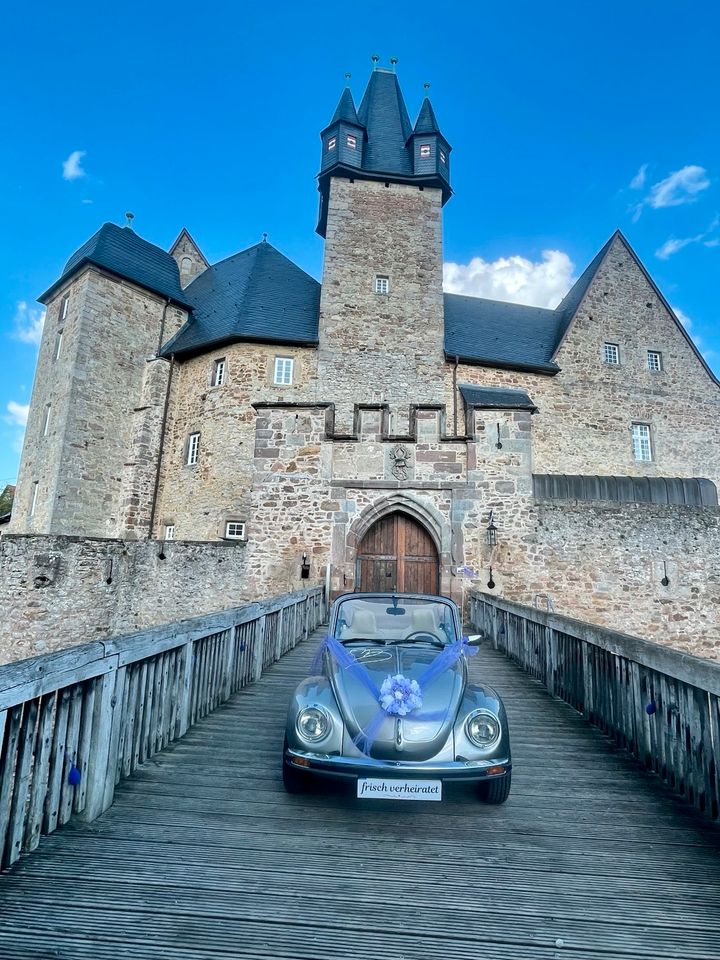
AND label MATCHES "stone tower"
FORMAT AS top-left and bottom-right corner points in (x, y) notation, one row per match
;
(9, 223), (191, 538)
(316, 63), (453, 428)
